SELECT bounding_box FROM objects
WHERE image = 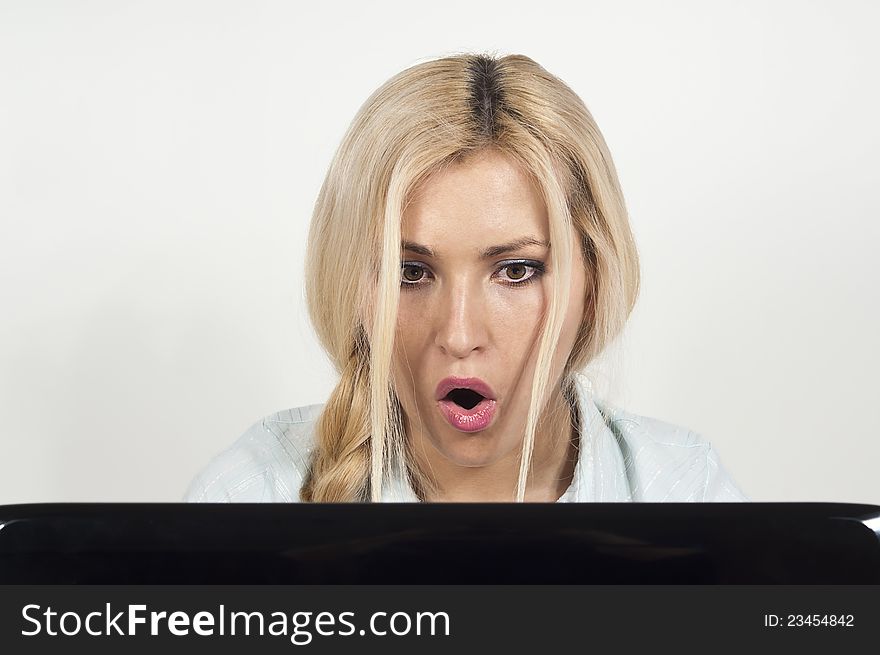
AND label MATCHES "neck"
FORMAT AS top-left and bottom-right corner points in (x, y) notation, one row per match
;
(410, 383), (580, 502)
